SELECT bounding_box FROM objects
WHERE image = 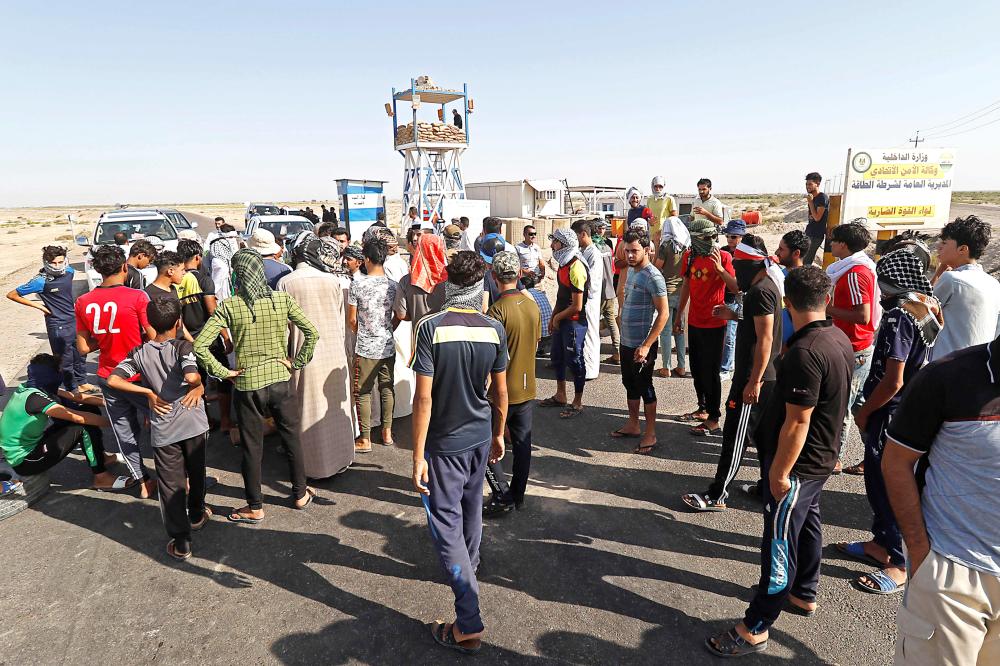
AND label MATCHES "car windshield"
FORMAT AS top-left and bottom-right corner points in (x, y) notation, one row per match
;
(253, 205), (281, 216)
(95, 219), (177, 244)
(259, 221), (313, 238)
(165, 212), (191, 228)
